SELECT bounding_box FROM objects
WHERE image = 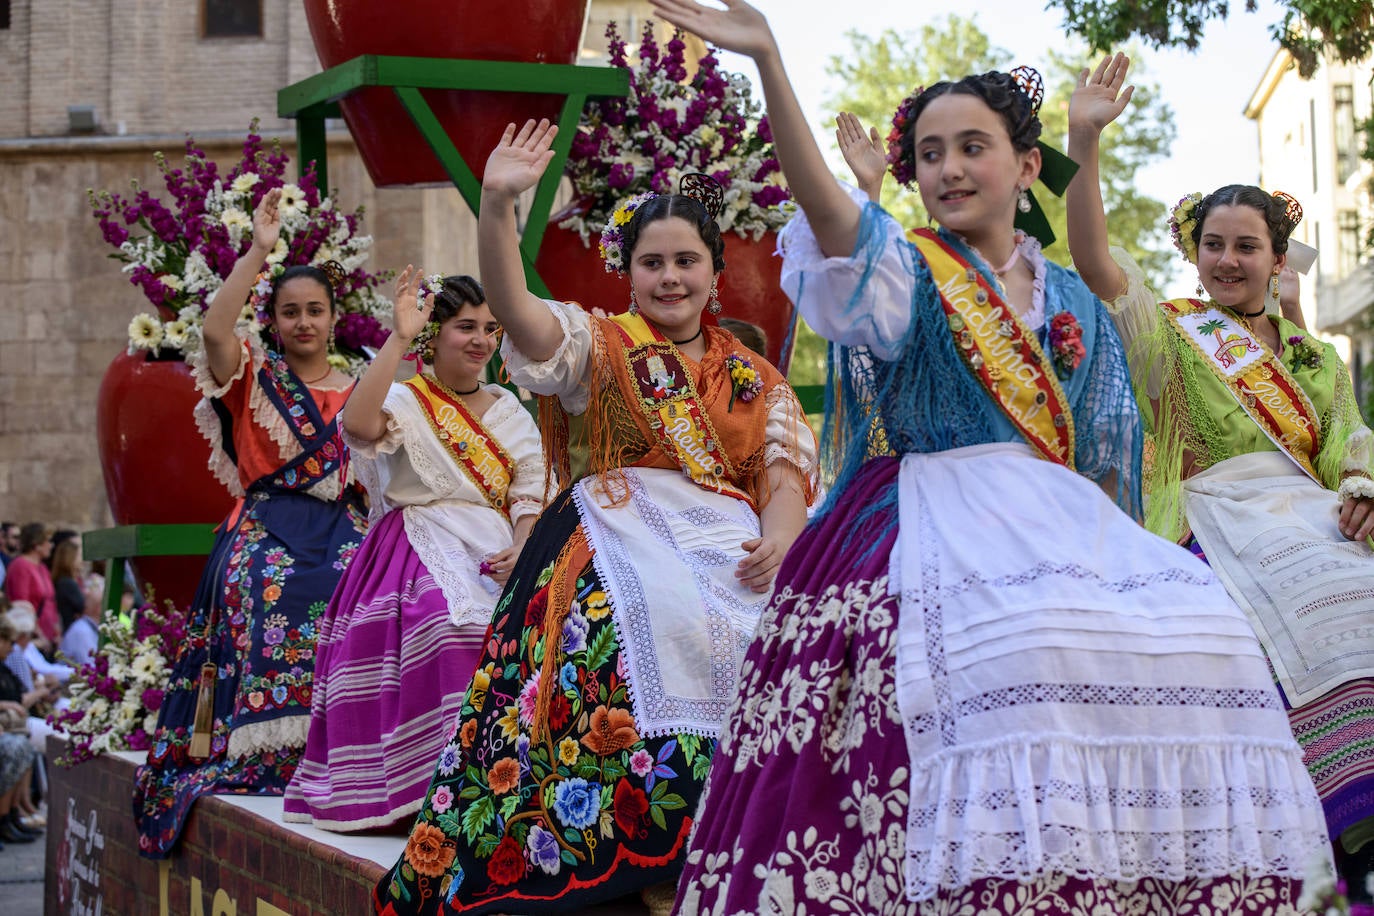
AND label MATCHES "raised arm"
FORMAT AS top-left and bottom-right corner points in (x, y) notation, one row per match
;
(650, 0), (862, 257)
(343, 265), (431, 443)
(202, 188), (281, 387)
(478, 120), (566, 362)
(836, 112), (885, 203)
(1064, 53), (1133, 302)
